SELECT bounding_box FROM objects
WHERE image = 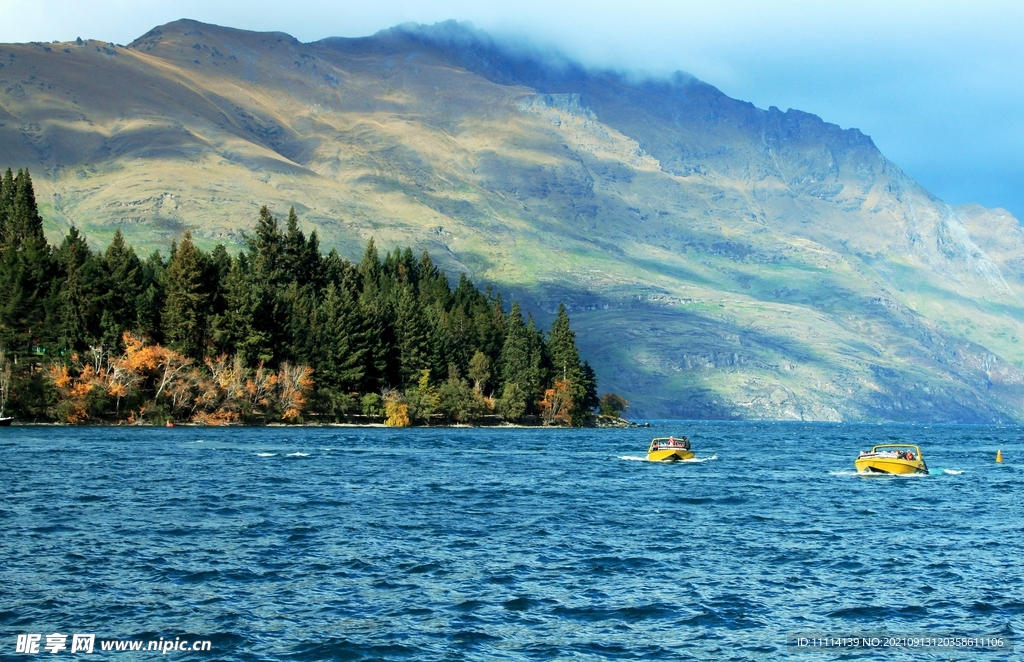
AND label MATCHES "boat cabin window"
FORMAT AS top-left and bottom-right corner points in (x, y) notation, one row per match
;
(651, 437), (690, 451)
